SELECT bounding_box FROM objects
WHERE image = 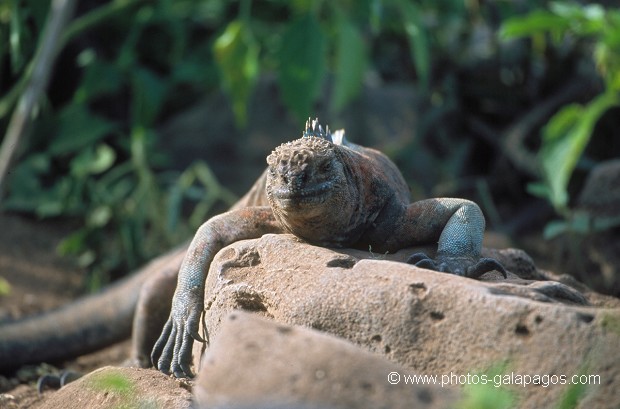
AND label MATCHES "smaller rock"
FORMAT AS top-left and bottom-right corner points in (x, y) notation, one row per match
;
(194, 311), (460, 409)
(35, 366), (192, 409)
